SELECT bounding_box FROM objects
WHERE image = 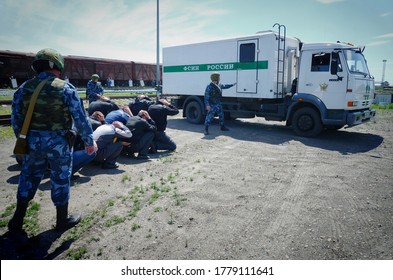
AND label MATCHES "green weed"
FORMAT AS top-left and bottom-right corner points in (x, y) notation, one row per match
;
(0, 203), (16, 228)
(0, 126), (14, 141)
(161, 186), (171, 193)
(105, 215), (126, 227)
(372, 103), (393, 110)
(24, 201), (40, 235)
(148, 192), (161, 204)
(173, 192), (187, 206)
(67, 246), (88, 260)
(65, 212), (97, 241)
(121, 174), (132, 182)
(131, 223), (141, 231)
